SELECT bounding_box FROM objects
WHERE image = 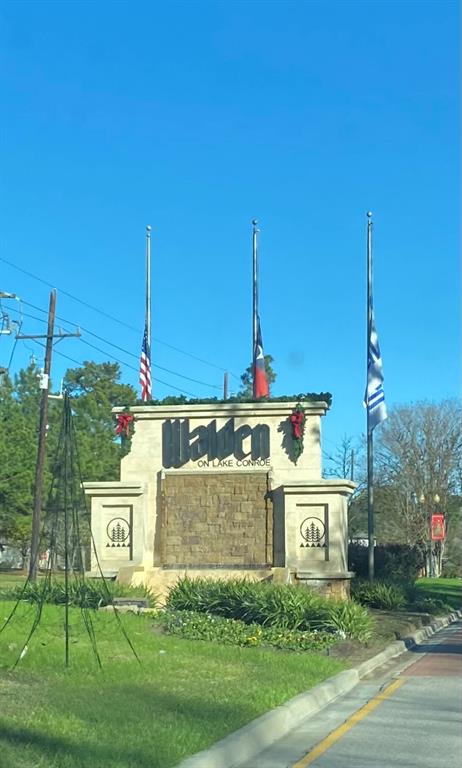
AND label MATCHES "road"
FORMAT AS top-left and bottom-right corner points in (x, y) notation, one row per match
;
(236, 620), (462, 768)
